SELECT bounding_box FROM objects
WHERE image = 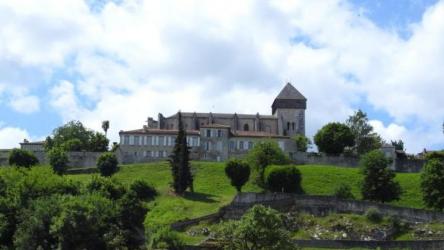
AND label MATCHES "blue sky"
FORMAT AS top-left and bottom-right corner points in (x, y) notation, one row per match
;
(0, 0), (443, 153)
